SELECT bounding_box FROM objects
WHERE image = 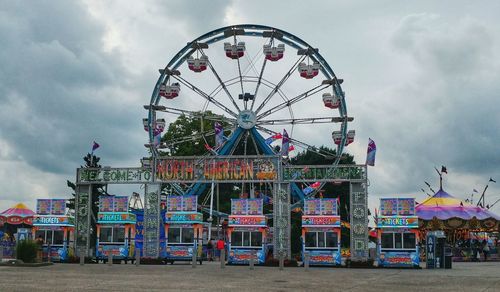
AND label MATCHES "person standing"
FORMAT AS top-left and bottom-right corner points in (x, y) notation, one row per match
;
(35, 235), (44, 262)
(482, 240), (490, 261)
(216, 238), (225, 261)
(207, 239), (214, 261)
